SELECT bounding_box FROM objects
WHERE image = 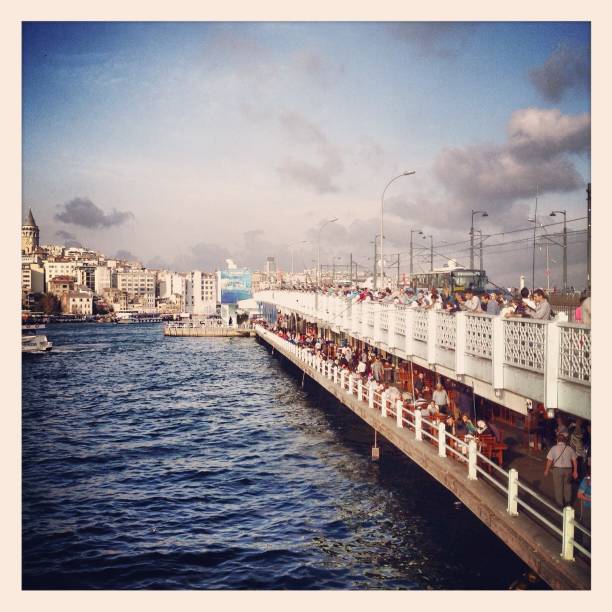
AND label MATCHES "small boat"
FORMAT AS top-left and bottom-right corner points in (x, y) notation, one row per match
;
(22, 335), (53, 353)
(22, 323), (46, 331)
